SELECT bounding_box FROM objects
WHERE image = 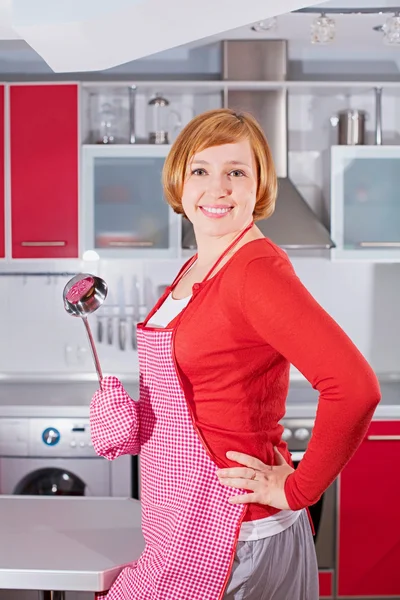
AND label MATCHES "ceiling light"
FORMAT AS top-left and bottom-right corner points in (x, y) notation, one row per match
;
(251, 17), (278, 32)
(382, 13), (400, 44)
(310, 13), (336, 44)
